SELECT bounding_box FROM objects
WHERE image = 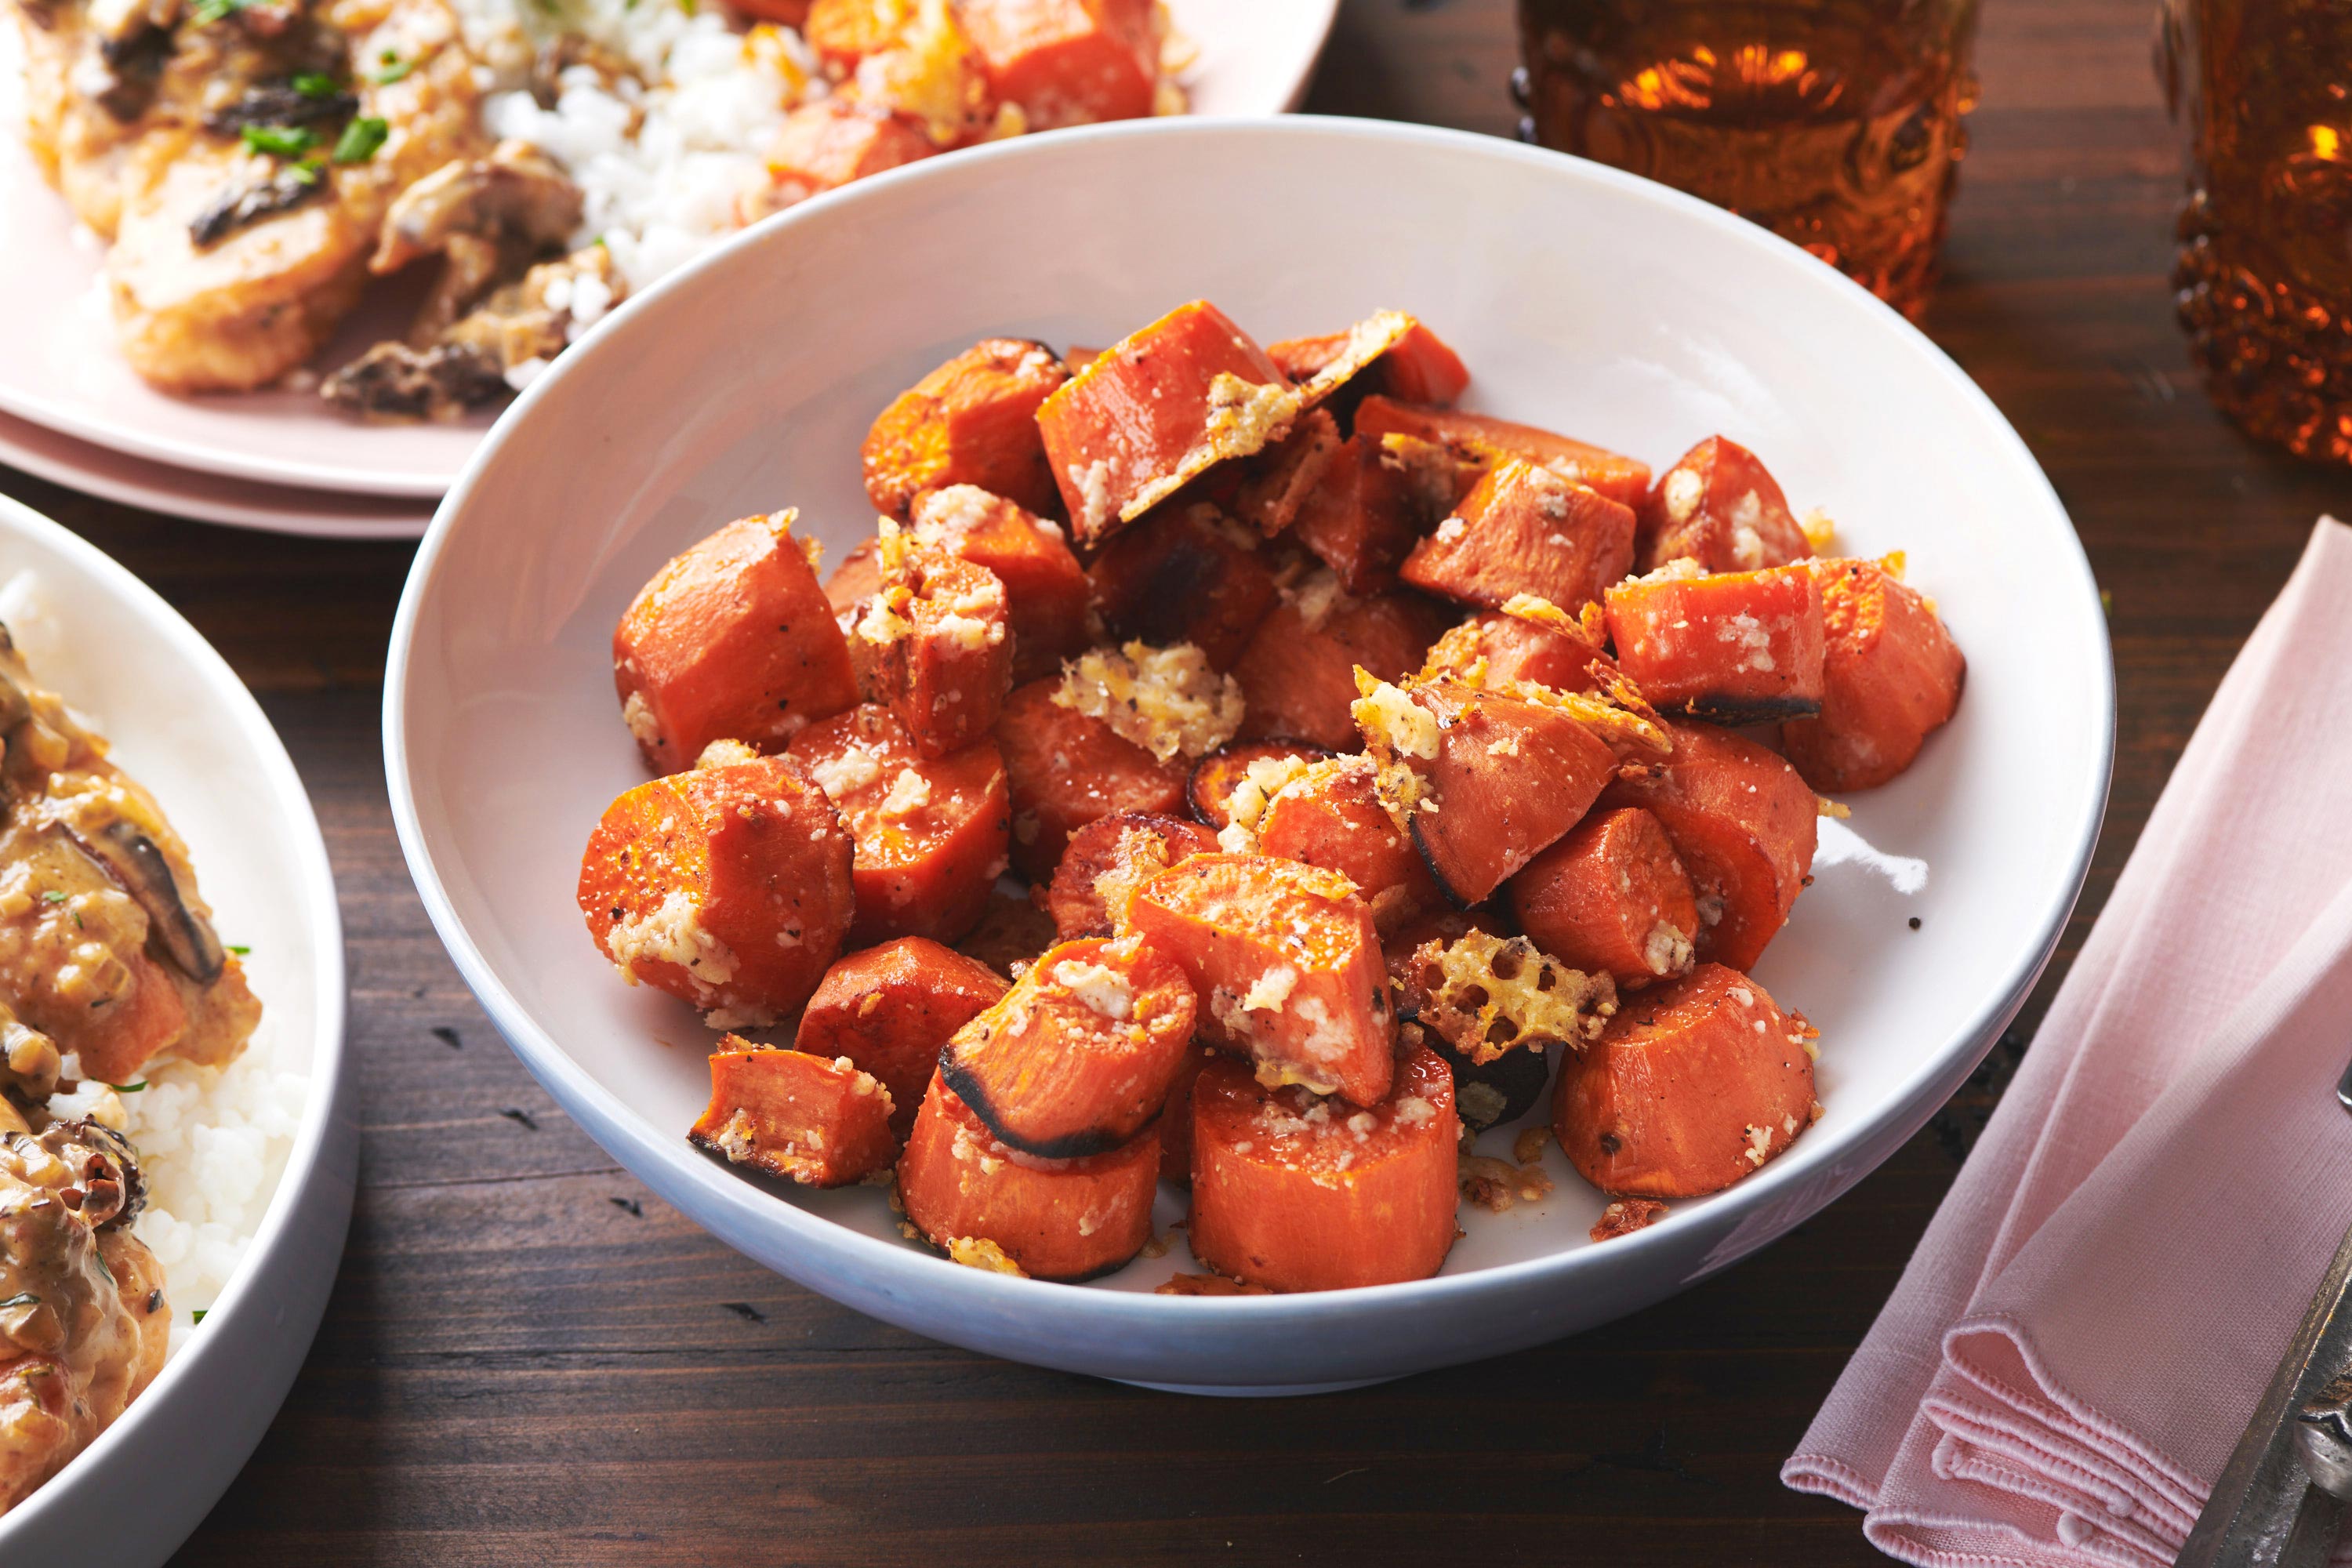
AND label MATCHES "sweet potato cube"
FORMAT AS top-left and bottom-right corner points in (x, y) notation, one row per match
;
(862, 338), (1069, 518)
(1269, 315), (1471, 409)
(802, 0), (902, 70)
(765, 100), (934, 200)
(1509, 807), (1698, 989)
(1355, 396), (1652, 511)
(908, 485), (1090, 683)
(1254, 754), (1444, 933)
(1046, 811), (1218, 938)
(577, 753), (855, 1023)
(848, 545), (1014, 757)
(1230, 579), (1451, 751)
(690, 1042), (898, 1186)
(942, 933), (1196, 1156)
(1599, 720), (1817, 971)
(1354, 677), (1618, 906)
(957, 0), (1157, 129)
(1290, 434), (1425, 593)
(1086, 505), (1282, 671)
(1780, 556), (1966, 791)
(1185, 740), (1332, 832)
(1553, 964), (1816, 1198)
(612, 510), (858, 773)
(825, 537), (884, 628)
(1037, 300), (1298, 543)
(1188, 1044), (1459, 1291)
(1421, 597), (1617, 695)
(1126, 853), (1395, 1105)
(996, 677), (1189, 880)
(1231, 407), (1341, 535)
(898, 1071), (1160, 1279)
(1636, 436), (1812, 574)
(1402, 458), (1635, 615)
(797, 938), (1008, 1137)
(1605, 562), (1828, 724)
(787, 705), (1010, 945)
